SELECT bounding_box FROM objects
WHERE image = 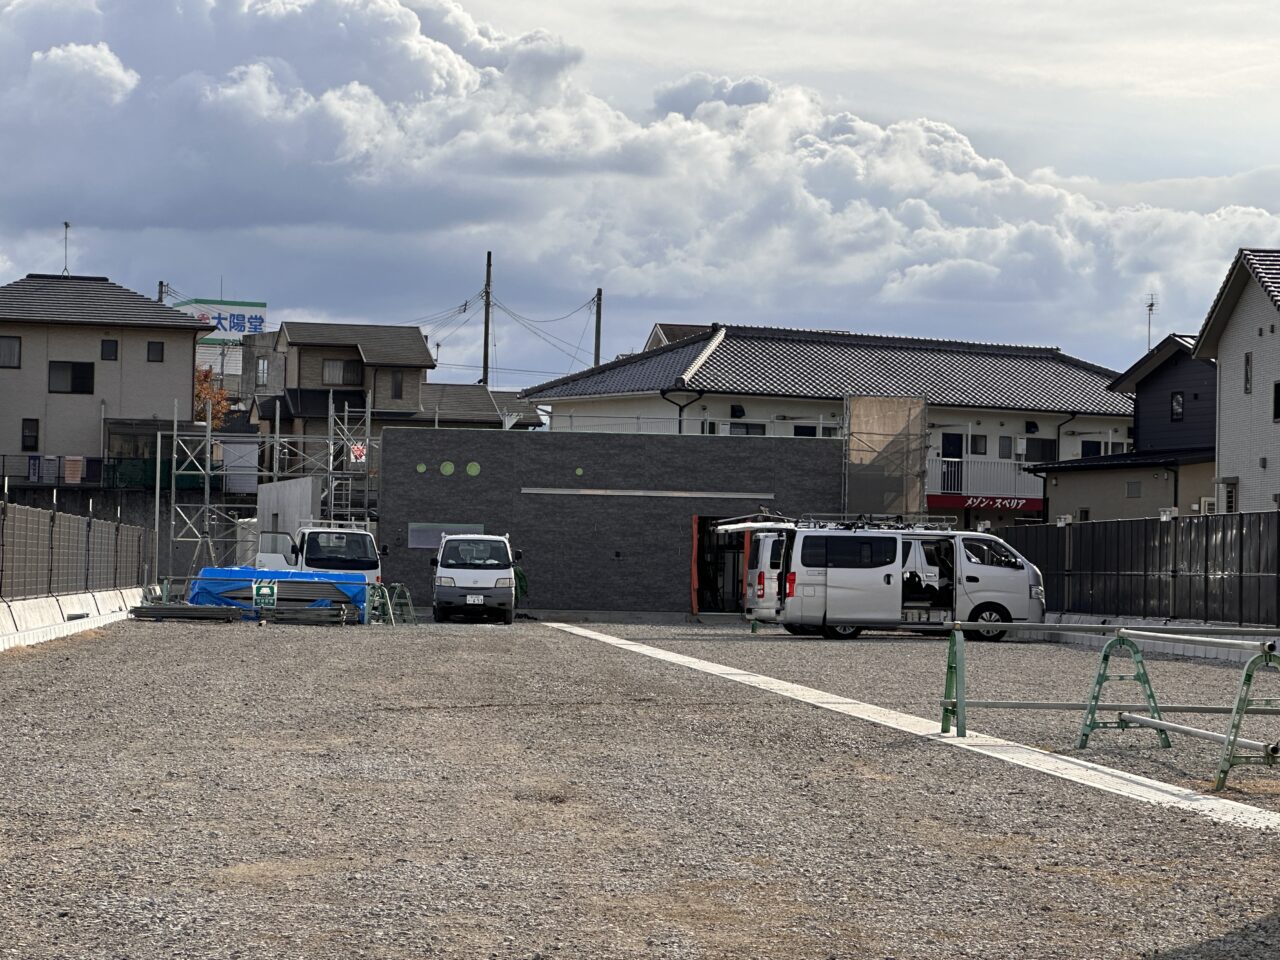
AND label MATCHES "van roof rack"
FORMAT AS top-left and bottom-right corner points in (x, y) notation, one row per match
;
(796, 513), (958, 532)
